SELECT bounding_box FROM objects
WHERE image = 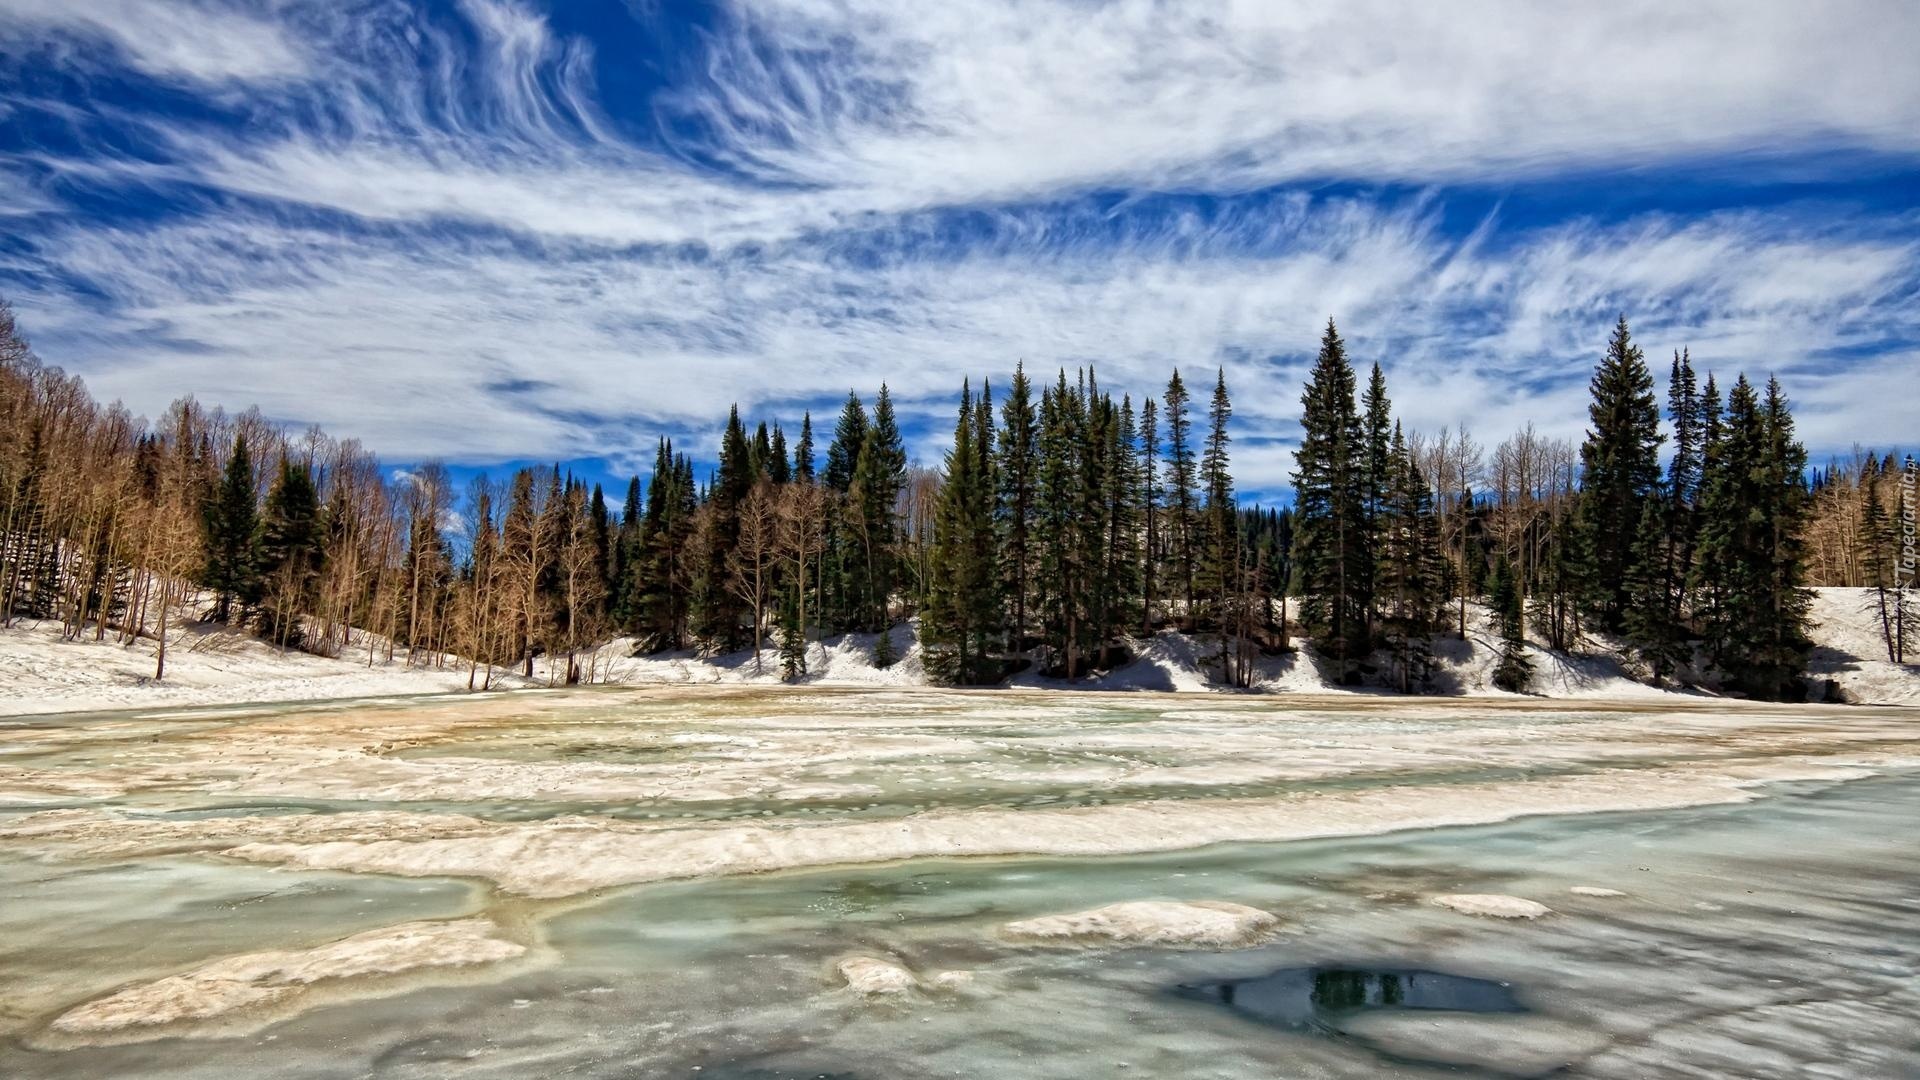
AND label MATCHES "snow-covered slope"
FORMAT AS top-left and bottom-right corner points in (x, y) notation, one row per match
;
(5, 589), (1915, 715)
(1807, 587), (1920, 705)
(0, 618), (501, 717)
